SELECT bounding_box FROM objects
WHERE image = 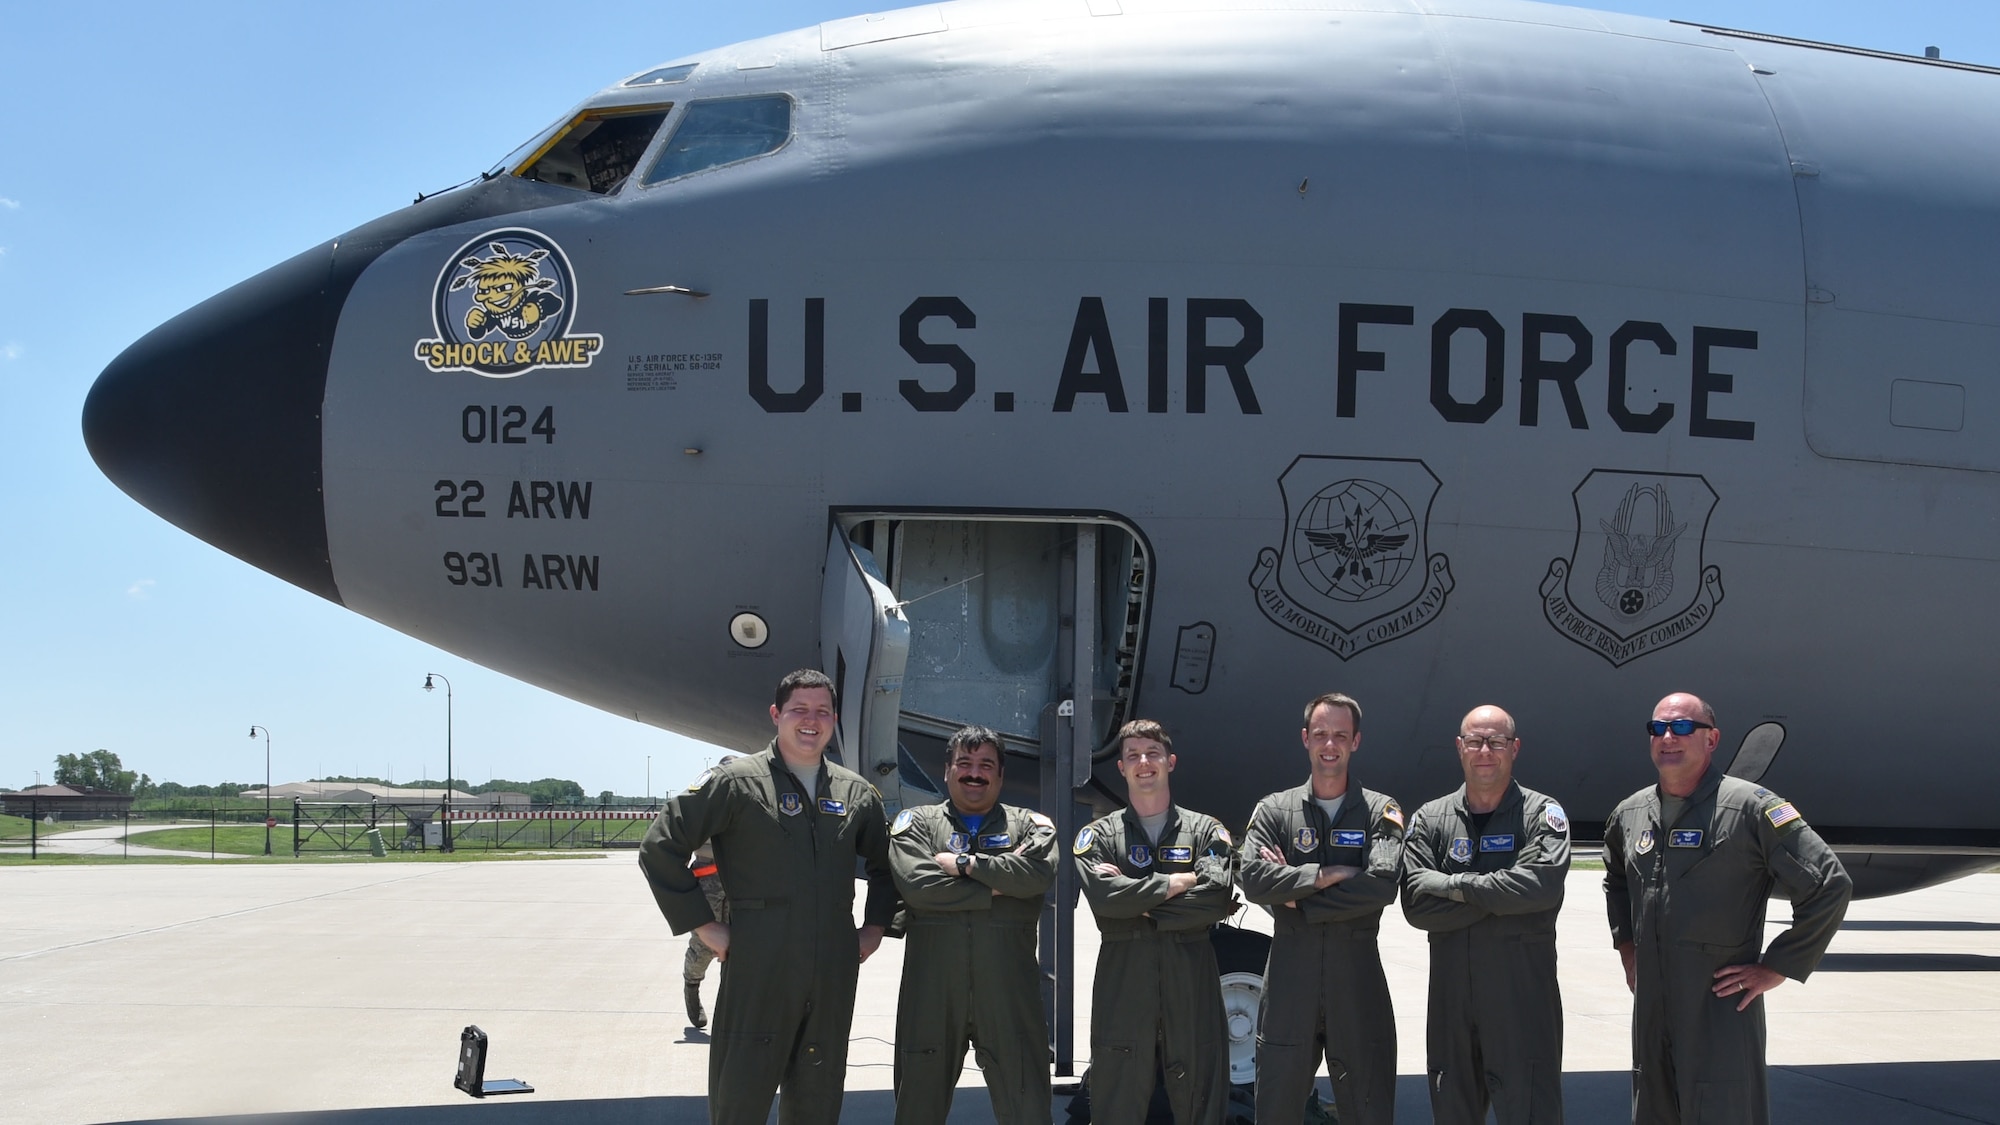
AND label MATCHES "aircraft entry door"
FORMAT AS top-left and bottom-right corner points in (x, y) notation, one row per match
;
(820, 528), (911, 811)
